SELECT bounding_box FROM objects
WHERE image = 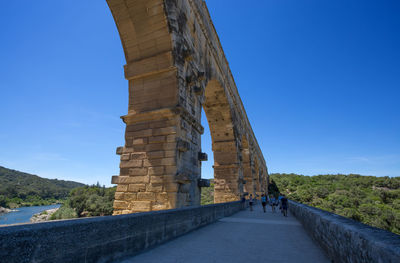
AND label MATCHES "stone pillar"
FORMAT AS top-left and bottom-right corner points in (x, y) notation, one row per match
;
(241, 145), (254, 197)
(112, 110), (179, 214)
(213, 140), (243, 203)
(252, 160), (261, 197)
(243, 162), (254, 197)
(112, 107), (207, 214)
(111, 55), (209, 214)
(255, 171), (262, 197)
